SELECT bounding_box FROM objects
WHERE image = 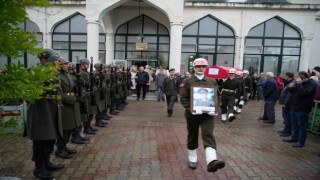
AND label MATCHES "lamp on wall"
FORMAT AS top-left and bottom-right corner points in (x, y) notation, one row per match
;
(137, 0), (144, 40)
